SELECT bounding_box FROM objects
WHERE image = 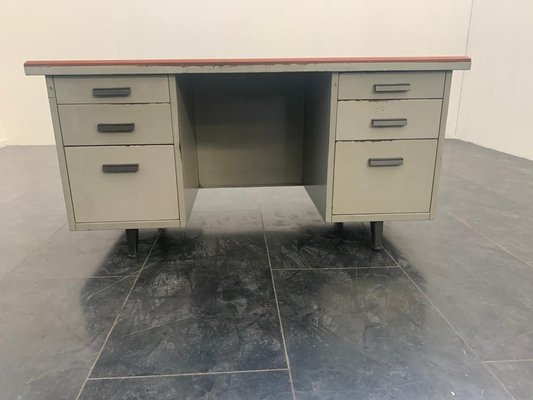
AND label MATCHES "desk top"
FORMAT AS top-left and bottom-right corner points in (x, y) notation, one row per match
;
(24, 56), (471, 75)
